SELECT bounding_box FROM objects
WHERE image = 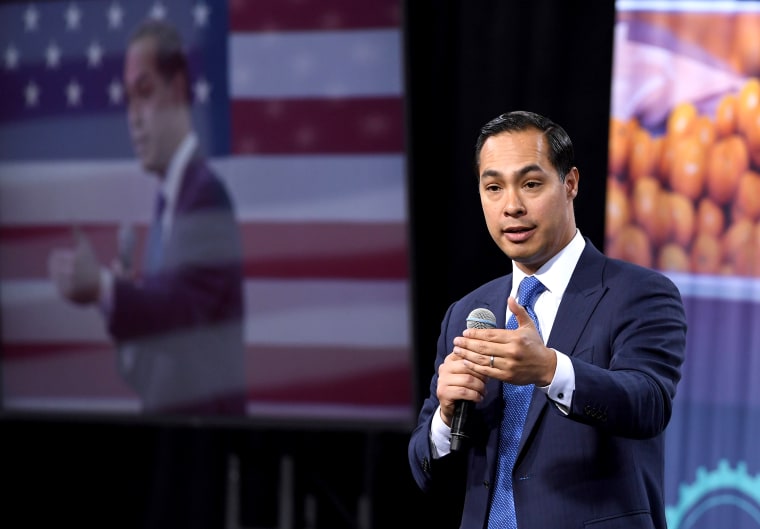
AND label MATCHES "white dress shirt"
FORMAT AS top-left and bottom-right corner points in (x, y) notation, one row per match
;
(431, 230), (586, 457)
